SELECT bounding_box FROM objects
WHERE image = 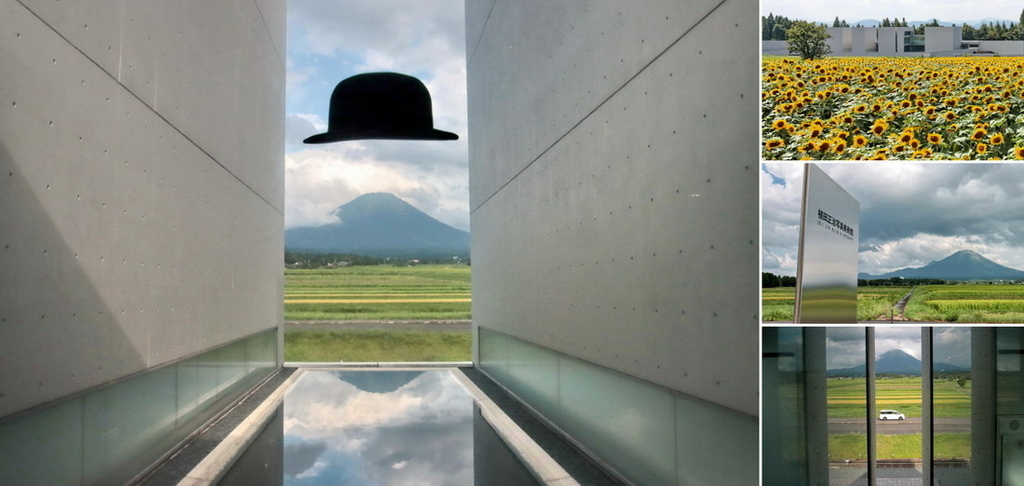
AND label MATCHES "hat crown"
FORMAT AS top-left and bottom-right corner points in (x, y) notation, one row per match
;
(304, 72), (457, 143)
(329, 73), (433, 130)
